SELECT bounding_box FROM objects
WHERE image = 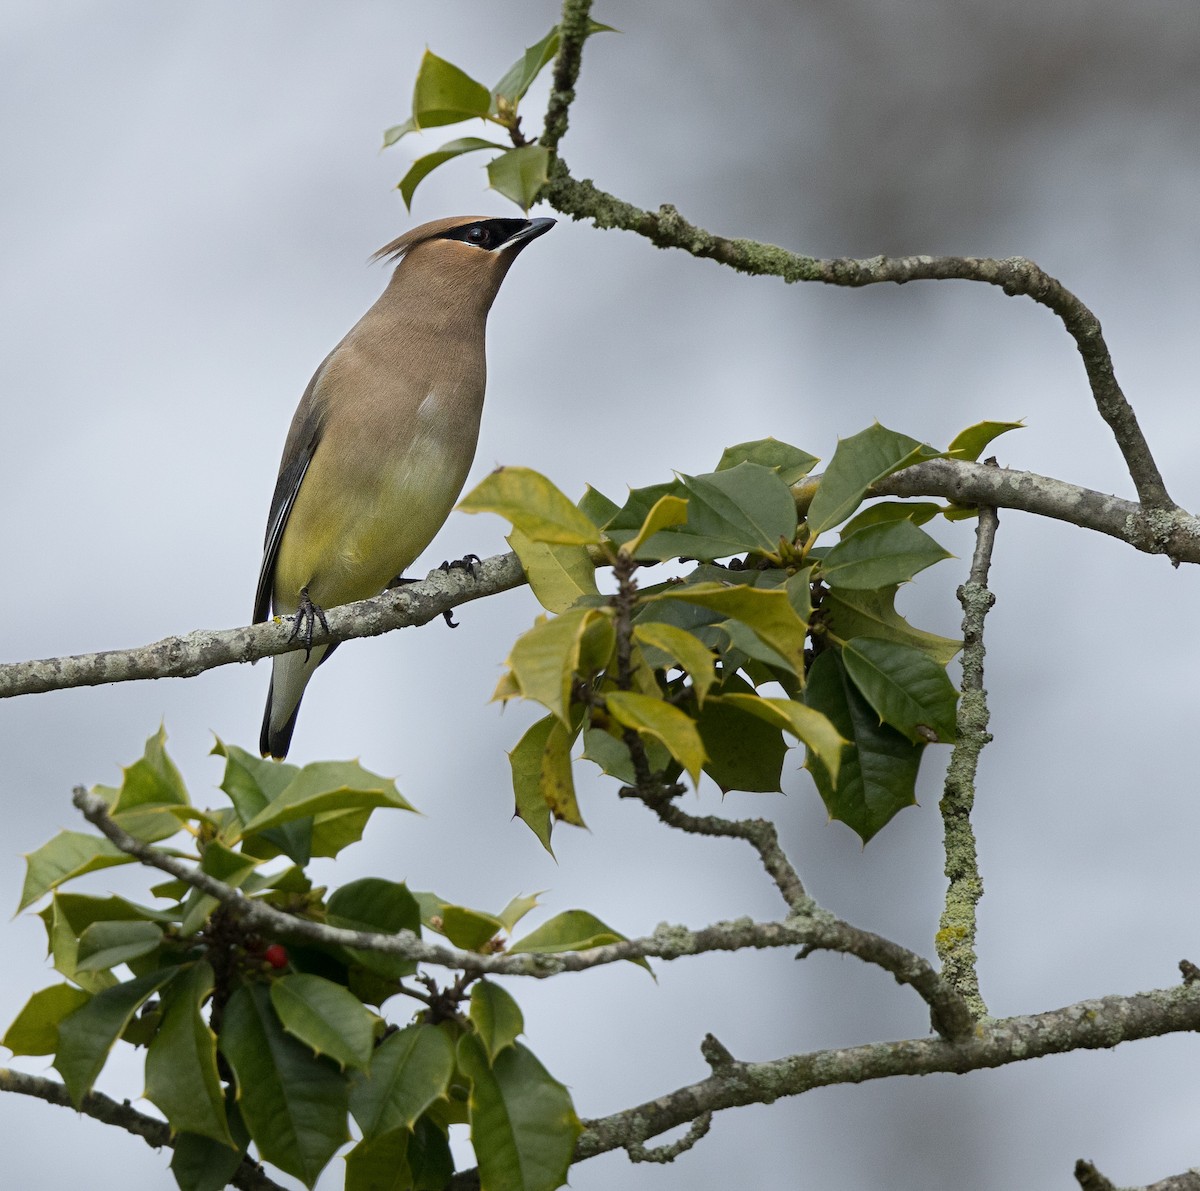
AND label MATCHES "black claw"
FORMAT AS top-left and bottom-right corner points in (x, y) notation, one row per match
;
(442, 609), (459, 629)
(287, 586), (328, 661)
(439, 553), (482, 578)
